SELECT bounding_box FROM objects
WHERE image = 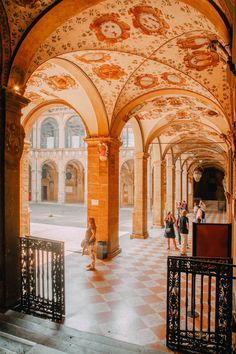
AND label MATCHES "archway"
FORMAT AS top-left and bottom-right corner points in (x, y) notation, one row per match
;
(65, 161), (85, 203)
(120, 160), (134, 207)
(41, 161), (58, 202)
